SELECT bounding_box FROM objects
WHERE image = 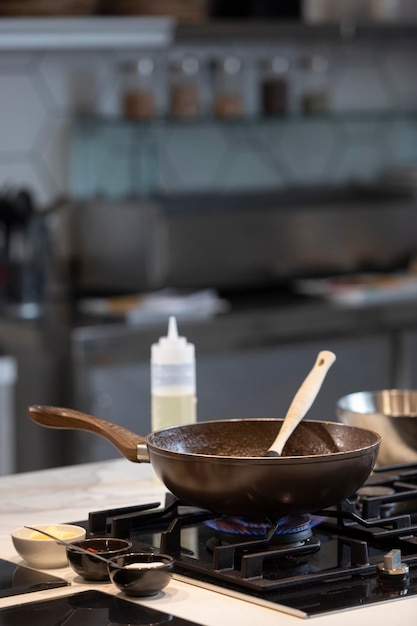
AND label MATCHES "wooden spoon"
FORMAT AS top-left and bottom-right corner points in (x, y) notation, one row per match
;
(265, 350), (336, 457)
